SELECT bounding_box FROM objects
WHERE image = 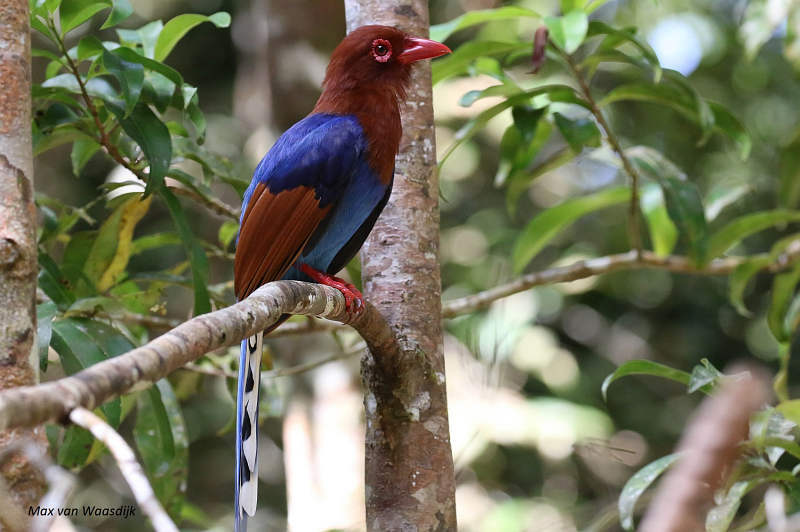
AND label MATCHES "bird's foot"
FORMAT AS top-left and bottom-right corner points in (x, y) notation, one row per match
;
(299, 264), (365, 314)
